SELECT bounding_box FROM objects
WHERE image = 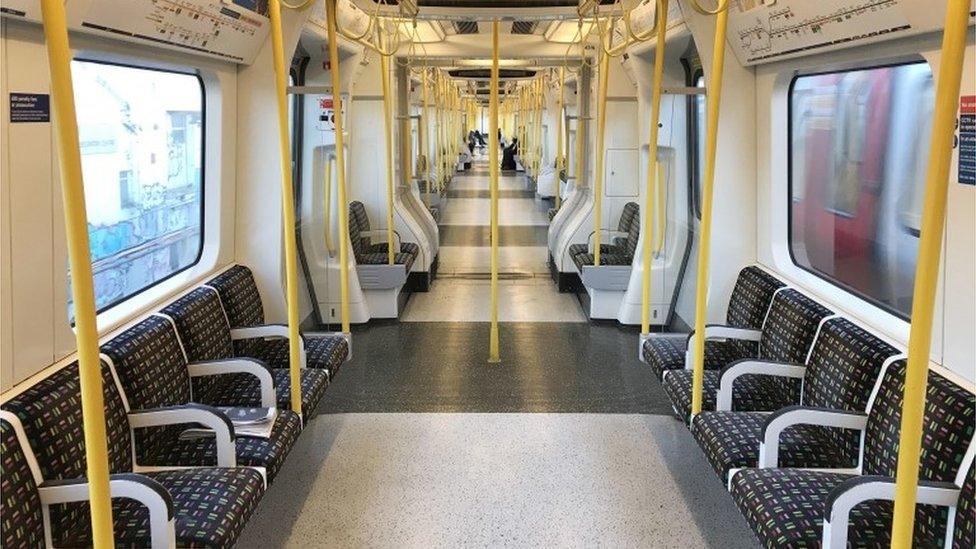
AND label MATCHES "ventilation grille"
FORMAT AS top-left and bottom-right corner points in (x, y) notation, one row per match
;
(453, 21), (479, 34)
(511, 21), (537, 34)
